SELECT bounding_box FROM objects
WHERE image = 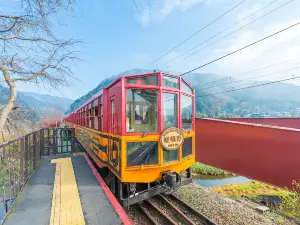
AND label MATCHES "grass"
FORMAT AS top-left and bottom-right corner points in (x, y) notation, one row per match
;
(191, 162), (233, 176)
(210, 180), (300, 222)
